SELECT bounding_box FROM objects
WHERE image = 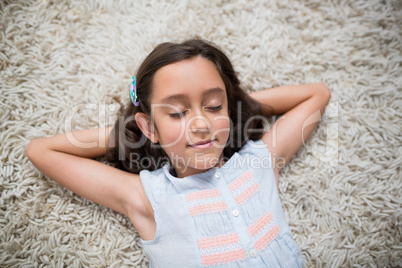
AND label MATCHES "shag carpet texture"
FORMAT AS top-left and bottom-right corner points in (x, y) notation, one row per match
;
(0, 0), (401, 267)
